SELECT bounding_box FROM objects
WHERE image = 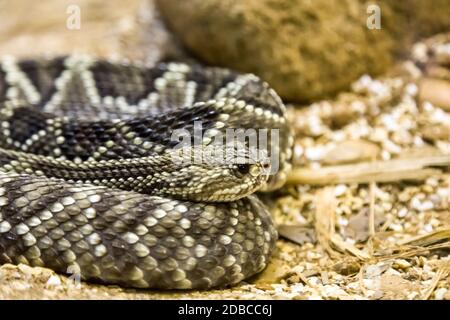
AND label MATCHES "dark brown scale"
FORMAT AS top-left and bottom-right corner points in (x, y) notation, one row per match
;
(201, 256), (219, 270)
(2, 234), (22, 263)
(55, 212), (71, 224)
(4, 107), (50, 147)
(159, 217), (176, 229)
(61, 221), (77, 232)
(151, 225), (168, 238)
(91, 60), (166, 104)
(0, 69), (8, 102)
(171, 226), (186, 238)
(99, 255), (116, 269)
(161, 237), (178, 249)
(152, 245), (170, 260)
(18, 57), (66, 108)
(197, 236), (213, 248)
(72, 241), (89, 254)
(185, 65), (236, 102)
(184, 209), (202, 221)
(210, 243), (227, 257)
